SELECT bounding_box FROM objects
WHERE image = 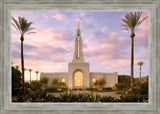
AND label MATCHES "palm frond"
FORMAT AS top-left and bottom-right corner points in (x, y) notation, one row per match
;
(12, 16), (35, 37)
(121, 12), (148, 33)
(137, 16), (148, 26)
(12, 17), (21, 31)
(27, 32), (36, 34)
(12, 23), (19, 31)
(138, 62), (144, 66)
